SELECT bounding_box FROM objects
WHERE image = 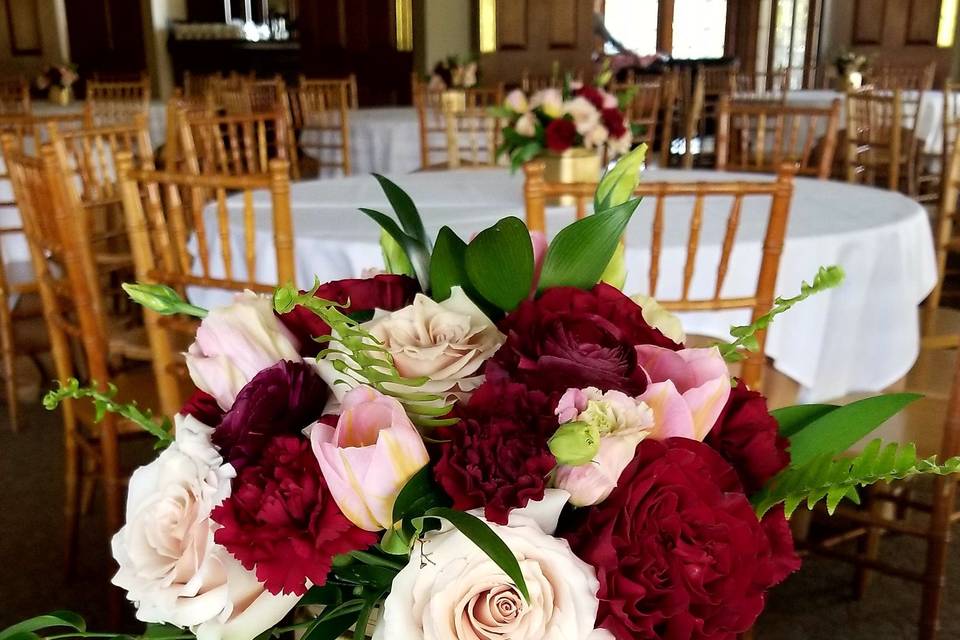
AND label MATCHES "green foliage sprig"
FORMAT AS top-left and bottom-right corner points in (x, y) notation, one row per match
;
(753, 439), (960, 517)
(122, 283), (208, 318)
(273, 281), (457, 428)
(43, 379), (173, 449)
(719, 265), (845, 362)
